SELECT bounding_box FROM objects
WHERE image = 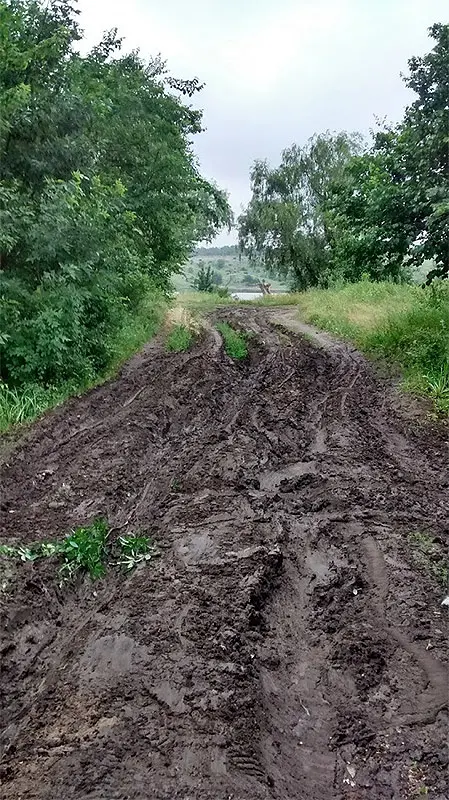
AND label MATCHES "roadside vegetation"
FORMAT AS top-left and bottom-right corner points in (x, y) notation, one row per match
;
(0, 0), (231, 434)
(164, 307), (202, 353)
(239, 24), (448, 289)
(166, 325), (193, 353)
(296, 280), (449, 414)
